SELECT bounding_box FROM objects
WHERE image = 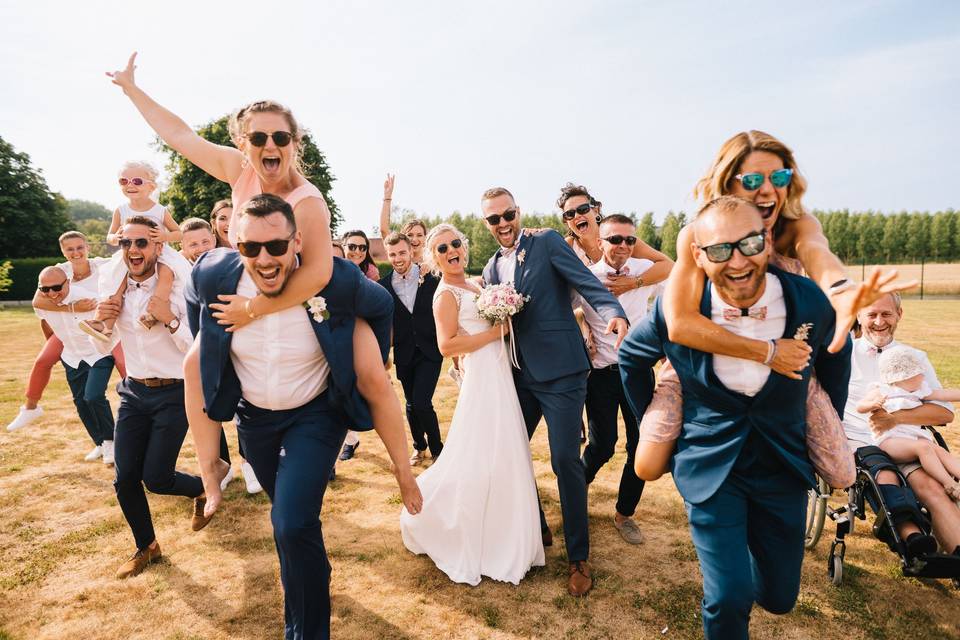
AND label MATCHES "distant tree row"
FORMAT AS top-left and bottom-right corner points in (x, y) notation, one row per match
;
(386, 207), (959, 270)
